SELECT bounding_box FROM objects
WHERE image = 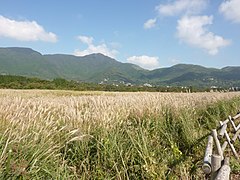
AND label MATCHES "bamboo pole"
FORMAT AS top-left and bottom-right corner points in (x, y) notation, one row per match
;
(224, 131), (238, 158)
(229, 116), (237, 131)
(202, 135), (213, 174)
(222, 113), (240, 126)
(219, 122), (227, 138)
(219, 121), (239, 159)
(232, 113), (240, 120)
(211, 154), (222, 180)
(232, 128), (240, 142)
(212, 129), (223, 159)
(215, 157), (230, 180)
